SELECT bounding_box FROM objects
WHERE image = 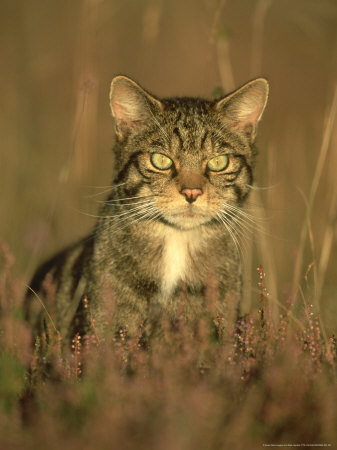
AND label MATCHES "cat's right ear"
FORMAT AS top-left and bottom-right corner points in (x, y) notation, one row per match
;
(110, 76), (163, 139)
